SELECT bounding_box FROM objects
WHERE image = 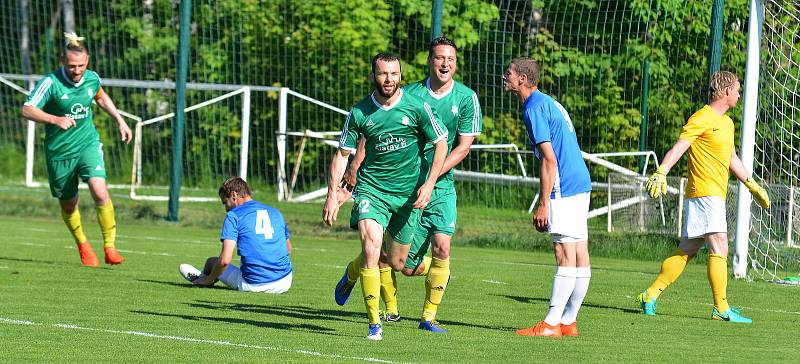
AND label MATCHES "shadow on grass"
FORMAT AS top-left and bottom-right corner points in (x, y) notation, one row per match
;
(0, 255), (116, 270)
(137, 278), (229, 290)
(131, 309), (348, 337)
(496, 294), (642, 315)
